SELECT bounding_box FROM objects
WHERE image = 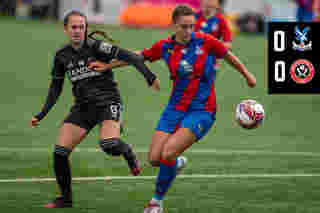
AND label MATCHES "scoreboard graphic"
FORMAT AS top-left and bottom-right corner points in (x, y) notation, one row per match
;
(268, 22), (319, 94)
